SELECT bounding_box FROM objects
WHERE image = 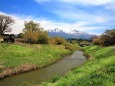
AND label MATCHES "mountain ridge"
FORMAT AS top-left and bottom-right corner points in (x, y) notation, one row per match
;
(48, 28), (96, 40)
